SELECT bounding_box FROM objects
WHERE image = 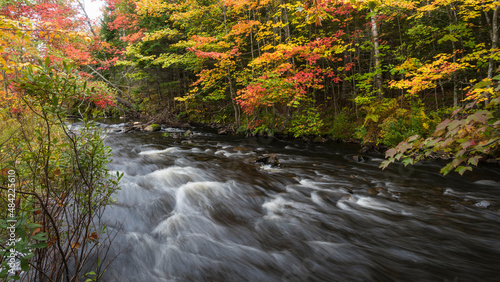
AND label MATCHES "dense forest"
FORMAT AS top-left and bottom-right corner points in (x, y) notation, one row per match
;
(0, 0), (499, 279)
(100, 0), (500, 174)
(0, 0), (499, 172)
